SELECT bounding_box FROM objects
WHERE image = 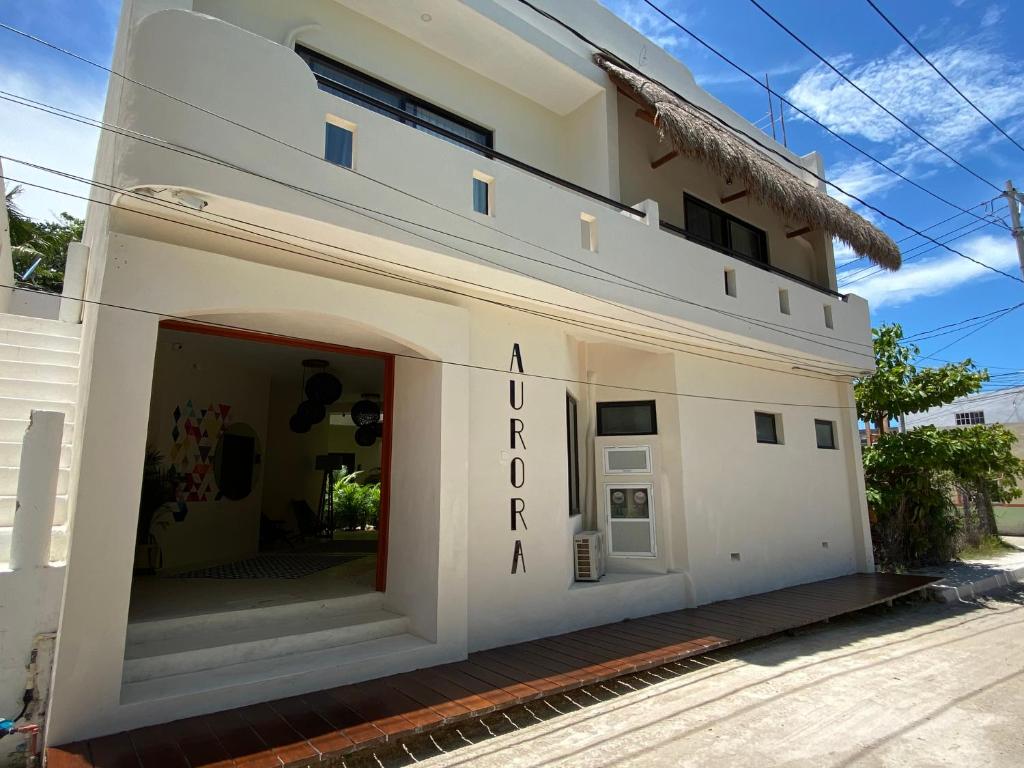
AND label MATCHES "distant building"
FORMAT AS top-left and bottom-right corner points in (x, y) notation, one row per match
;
(905, 386), (1024, 535)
